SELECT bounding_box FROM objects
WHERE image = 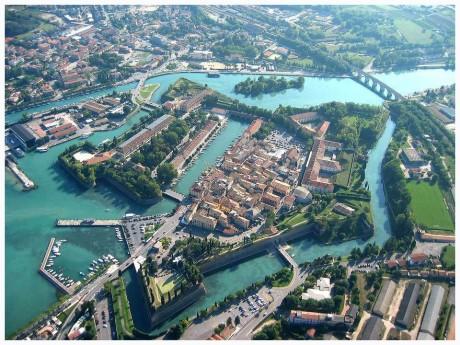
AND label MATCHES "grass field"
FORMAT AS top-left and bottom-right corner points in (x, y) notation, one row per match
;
(441, 245), (455, 270)
(139, 83), (160, 101)
(394, 18), (433, 45)
(278, 212), (309, 229)
(109, 278), (134, 339)
(406, 180), (454, 232)
(335, 152), (354, 188)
